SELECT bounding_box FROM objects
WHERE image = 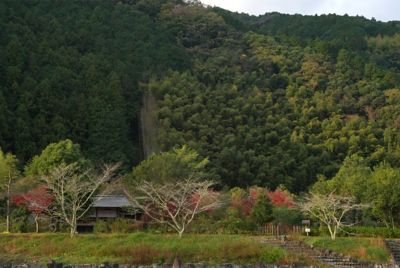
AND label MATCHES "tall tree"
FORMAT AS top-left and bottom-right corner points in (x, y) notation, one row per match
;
(25, 139), (88, 177)
(130, 145), (209, 184)
(0, 148), (20, 233)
